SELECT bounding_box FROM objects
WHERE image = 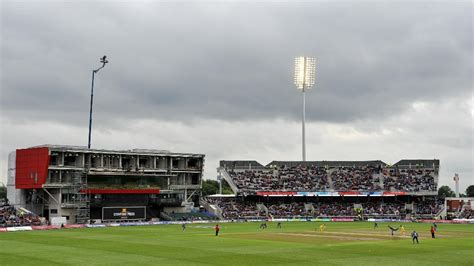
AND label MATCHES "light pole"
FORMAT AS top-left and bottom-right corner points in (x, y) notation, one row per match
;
(87, 55), (109, 149)
(294, 56), (316, 161)
(453, 173), (460, 197)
